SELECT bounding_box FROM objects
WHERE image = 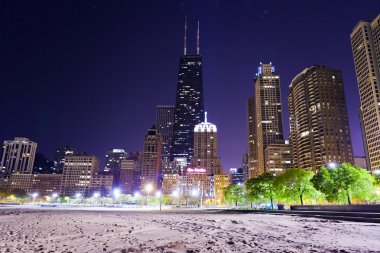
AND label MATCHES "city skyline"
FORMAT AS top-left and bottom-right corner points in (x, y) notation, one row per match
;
(2, 1), (380, 169)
